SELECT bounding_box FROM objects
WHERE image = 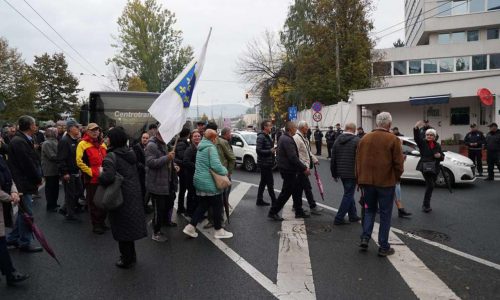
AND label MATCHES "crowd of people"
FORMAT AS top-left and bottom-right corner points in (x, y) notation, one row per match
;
(0, 111), (499, 285)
